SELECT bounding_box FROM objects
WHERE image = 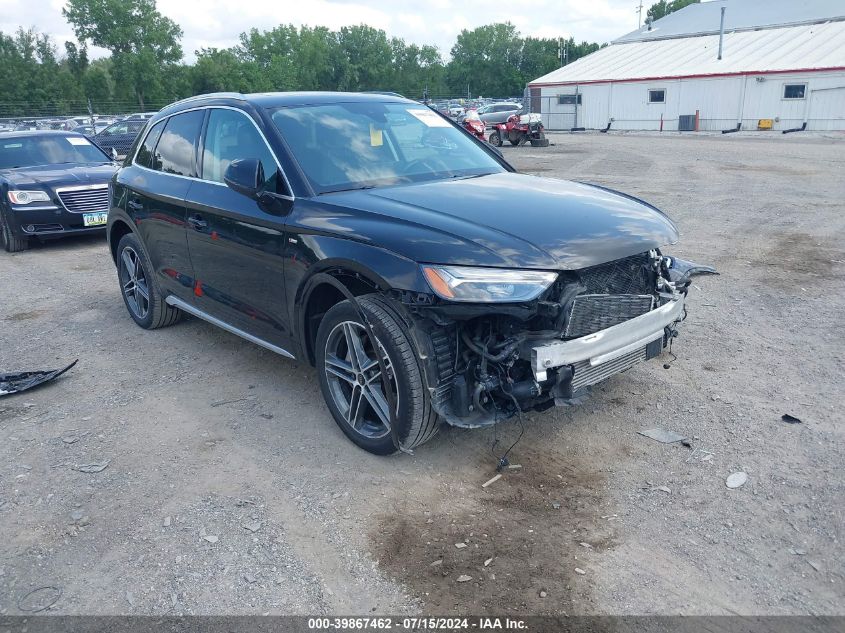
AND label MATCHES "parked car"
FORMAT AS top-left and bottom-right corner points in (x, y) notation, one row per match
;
(108, 91), (704, 455)
(121, 112), (158, 122)
(72, 123), (109, 137)
(0, 131), (117, 252)
(477, 102), (523, 125)
(447, 101), (465, 117)
(93, 119), (147, 160)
